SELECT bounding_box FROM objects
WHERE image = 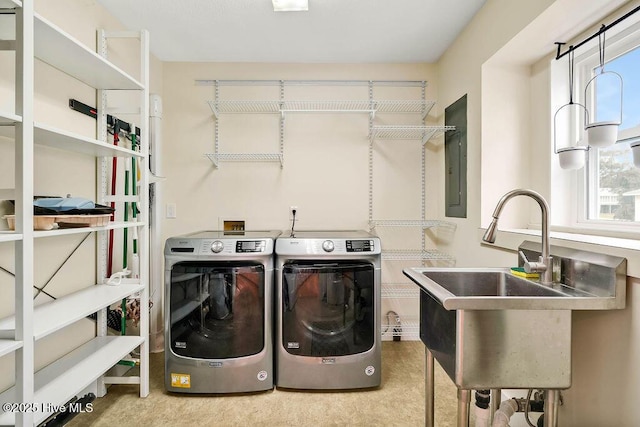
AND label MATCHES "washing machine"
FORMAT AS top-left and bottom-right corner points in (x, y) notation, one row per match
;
(164, 230), (280, 393)
(275, 230), (381, 390)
